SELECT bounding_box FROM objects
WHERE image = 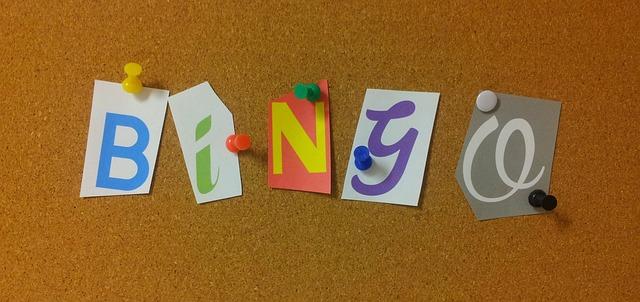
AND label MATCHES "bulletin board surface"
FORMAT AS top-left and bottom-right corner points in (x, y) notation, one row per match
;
(1, 1), (639, 300)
